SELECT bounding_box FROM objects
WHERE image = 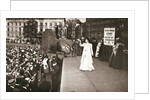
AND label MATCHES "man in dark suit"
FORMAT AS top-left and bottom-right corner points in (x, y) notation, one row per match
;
(91, 37), (98, 57)
(51, 56), (61, 92)
(38, 74), (51, 92)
